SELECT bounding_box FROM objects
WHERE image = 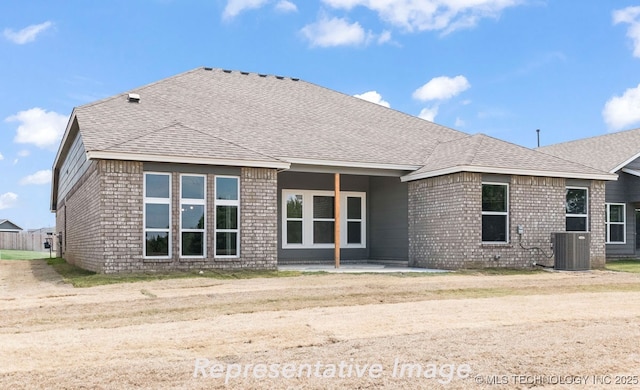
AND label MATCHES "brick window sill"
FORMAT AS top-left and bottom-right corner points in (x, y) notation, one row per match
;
(481, 243), (513, 249)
